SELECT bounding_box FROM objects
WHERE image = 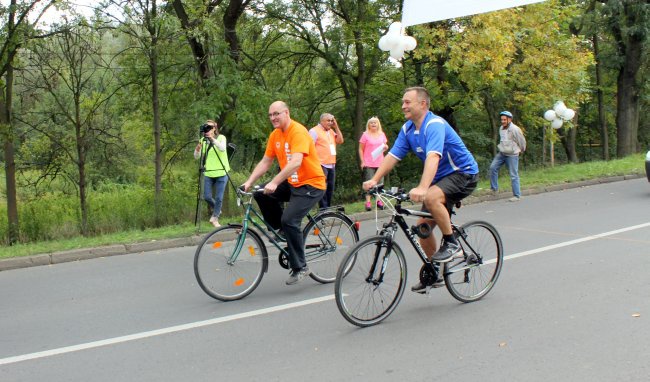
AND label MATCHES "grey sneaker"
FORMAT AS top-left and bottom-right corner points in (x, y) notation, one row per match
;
(508, 196), (521, 202)
(411, 279), (445, 294)
(286, 267), (310, 285)
(431, 241), (462, 263)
